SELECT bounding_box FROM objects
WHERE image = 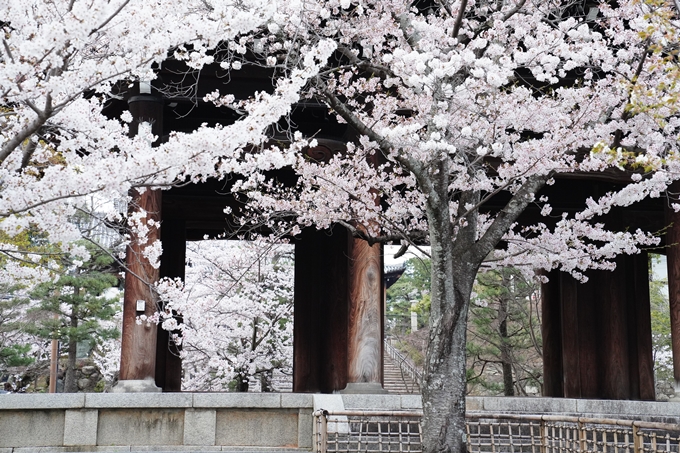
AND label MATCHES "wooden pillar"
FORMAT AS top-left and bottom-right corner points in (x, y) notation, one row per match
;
(346, 238), (383, 386)
(156, 219), (185, 392)
(117, 90), (164, 390)
(293, 228), (349, 393)
(560, 274), (581, 398)
(628, 252), (655, 400)
(665, 182), (680, 394)
(600, 256), (631, 399)
(293, 226), (385, 393)
(119, 187), (162, 383)
(544, 253), (655, 400)
(577, 273), (599, 398)
(541, 270), (563, 397)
